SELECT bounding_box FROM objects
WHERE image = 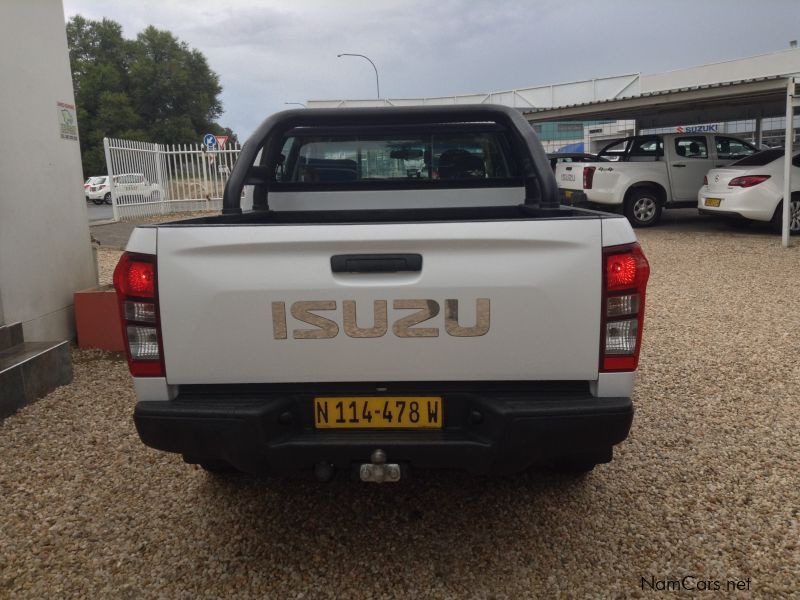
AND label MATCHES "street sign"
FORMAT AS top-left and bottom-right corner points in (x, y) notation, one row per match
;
(203, 133), (217, 148)
(214, 135), (228, 149)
